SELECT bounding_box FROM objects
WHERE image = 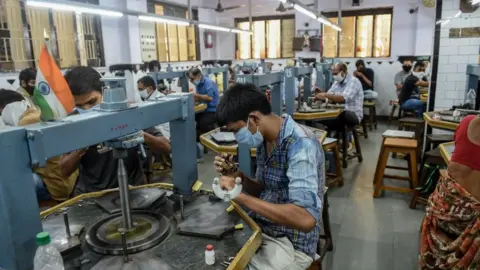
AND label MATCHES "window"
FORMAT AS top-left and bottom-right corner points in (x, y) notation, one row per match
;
(0, 0), (104, 69)
(144, 1), (199, 62)
(235, 15), (295, 59)
(322, 8), (392, 58)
